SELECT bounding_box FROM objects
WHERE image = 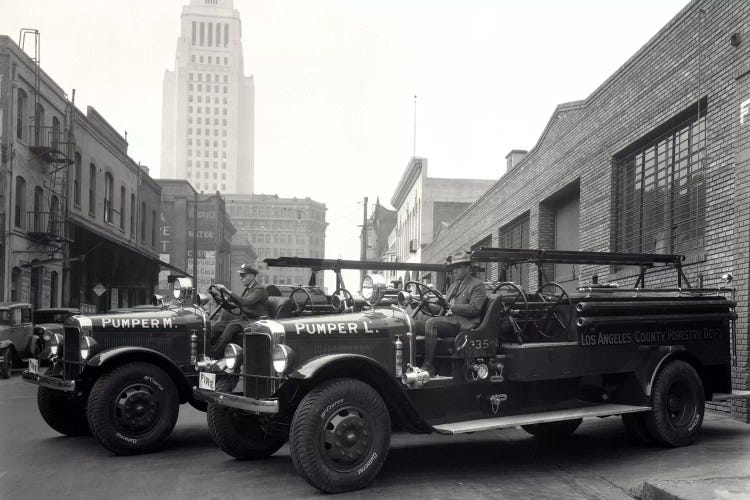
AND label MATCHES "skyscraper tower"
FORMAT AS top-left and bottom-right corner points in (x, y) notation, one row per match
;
(161, 0), (254, 194)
